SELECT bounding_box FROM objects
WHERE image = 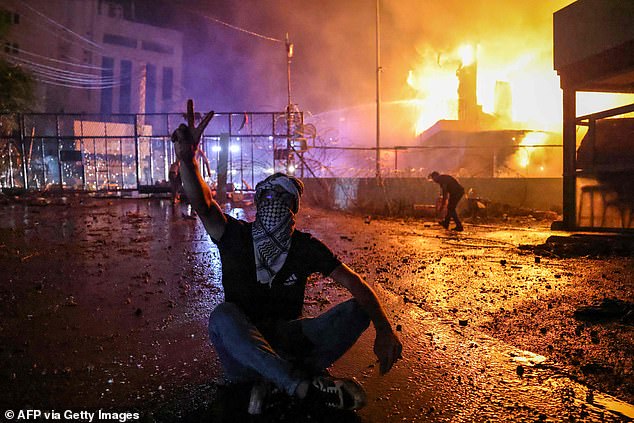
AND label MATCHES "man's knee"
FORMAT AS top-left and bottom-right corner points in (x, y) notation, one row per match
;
(208, 302), (244, 337)
(342, 299), (371, 332)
